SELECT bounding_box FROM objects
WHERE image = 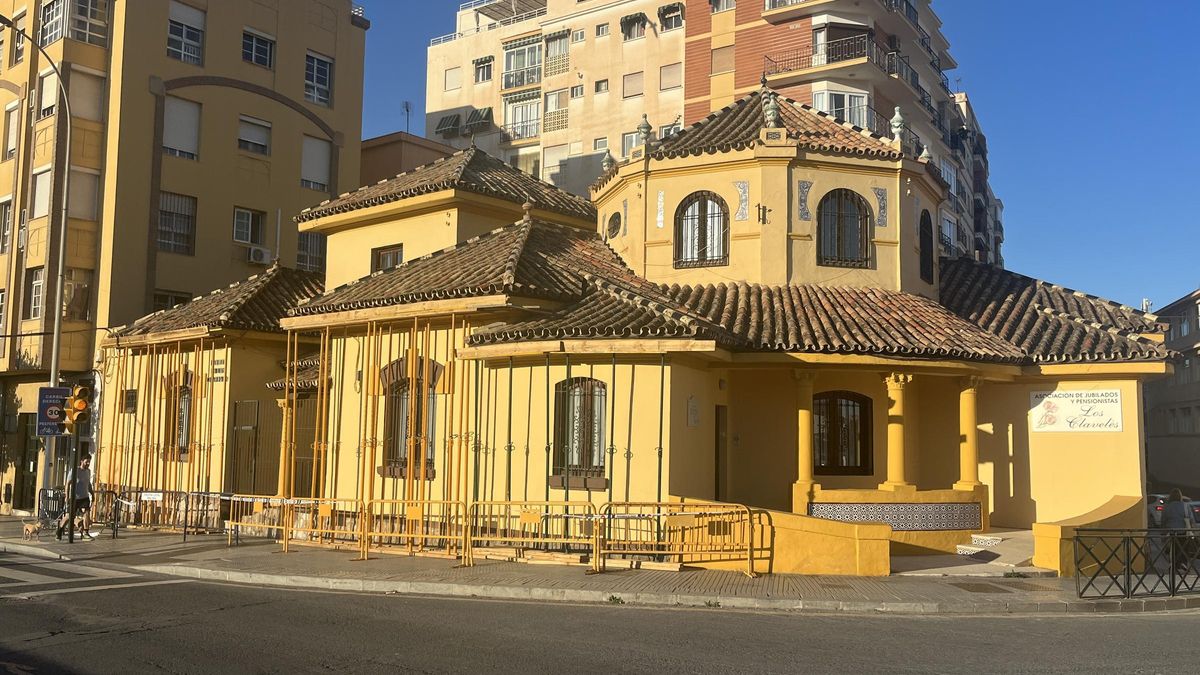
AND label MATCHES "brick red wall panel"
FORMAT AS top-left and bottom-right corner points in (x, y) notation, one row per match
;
(734, 18), (813, 90)
(685, 0), (711, 36)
